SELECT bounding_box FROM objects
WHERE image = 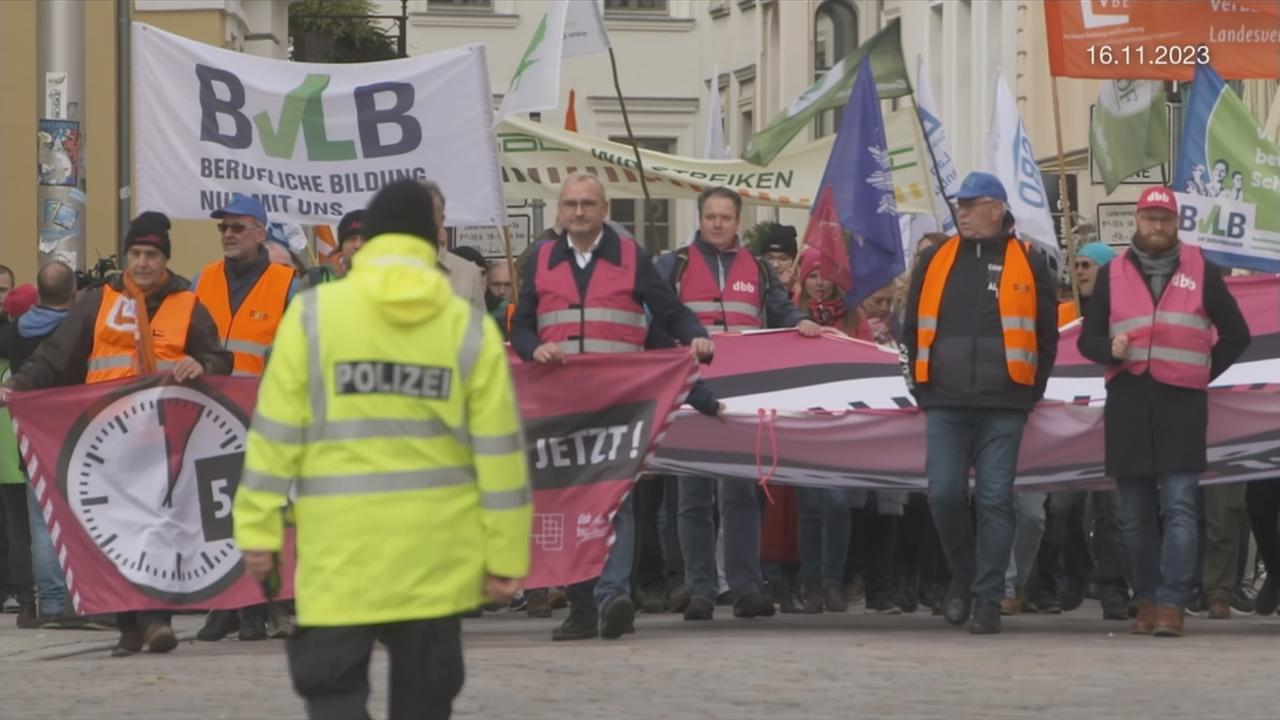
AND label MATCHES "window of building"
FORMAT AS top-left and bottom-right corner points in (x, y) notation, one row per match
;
(428, 0), (493, 11)
(608, 137), (675, 253)
(814, 0), (858, 137)
(605, 0), (669, 15)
